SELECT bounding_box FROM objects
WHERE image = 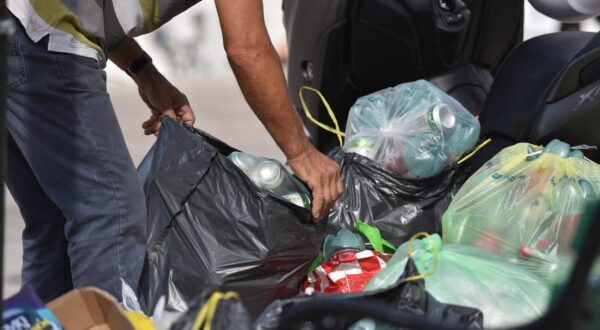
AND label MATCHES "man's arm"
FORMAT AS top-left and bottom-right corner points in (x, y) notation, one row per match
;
(215, 0), (343, 220)
(108, 37), (195, 134)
